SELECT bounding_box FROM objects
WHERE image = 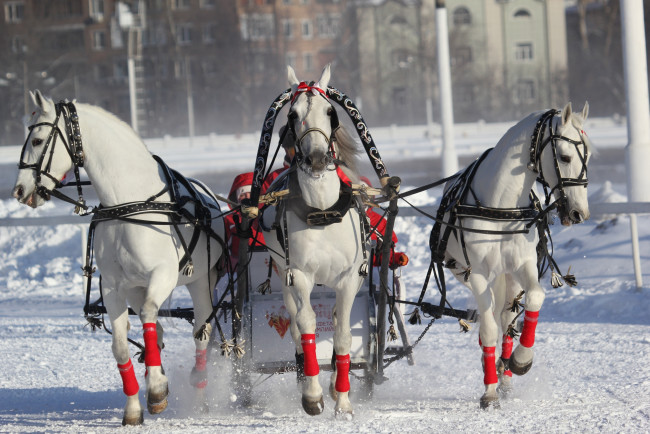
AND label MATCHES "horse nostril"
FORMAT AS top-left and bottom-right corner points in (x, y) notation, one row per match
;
(13, 185), (24, 200)
(570, 210), (583, 223)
